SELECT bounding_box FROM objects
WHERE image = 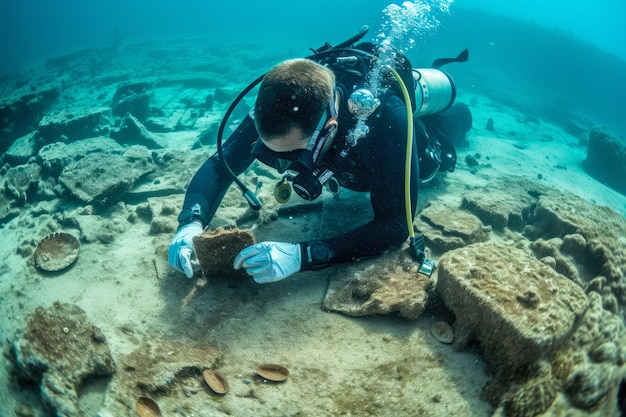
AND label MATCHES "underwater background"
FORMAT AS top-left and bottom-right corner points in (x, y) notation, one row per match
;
(2, 0), (626, 136)
(2, 1), (626, 416)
